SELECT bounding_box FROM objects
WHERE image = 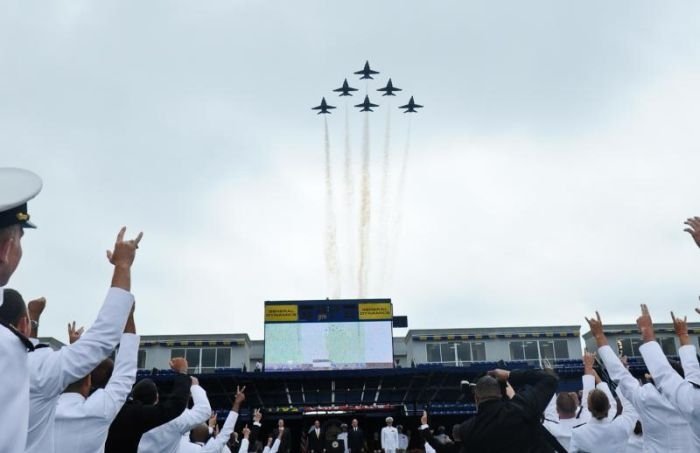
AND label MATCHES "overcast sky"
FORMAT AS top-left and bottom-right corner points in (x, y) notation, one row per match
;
(2, 1), (700, 343)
